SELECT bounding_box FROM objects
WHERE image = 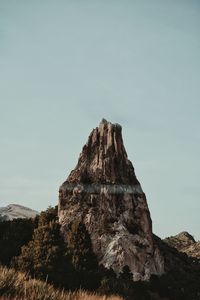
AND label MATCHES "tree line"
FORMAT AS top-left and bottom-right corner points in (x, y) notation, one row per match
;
(0, 206), (199, 300)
